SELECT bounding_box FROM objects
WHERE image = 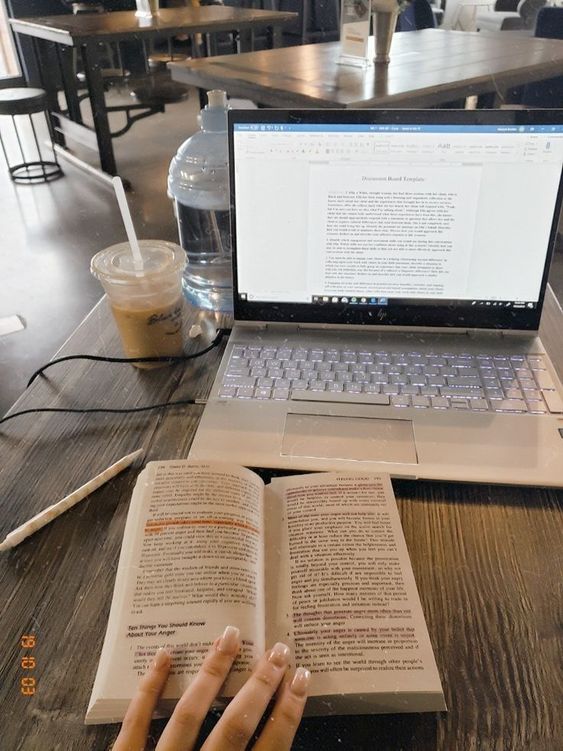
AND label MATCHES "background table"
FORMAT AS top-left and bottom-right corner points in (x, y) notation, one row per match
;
(0, 290), (562, 749)
(170, 27), (563, 108)
(9, 7), (297, 181)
